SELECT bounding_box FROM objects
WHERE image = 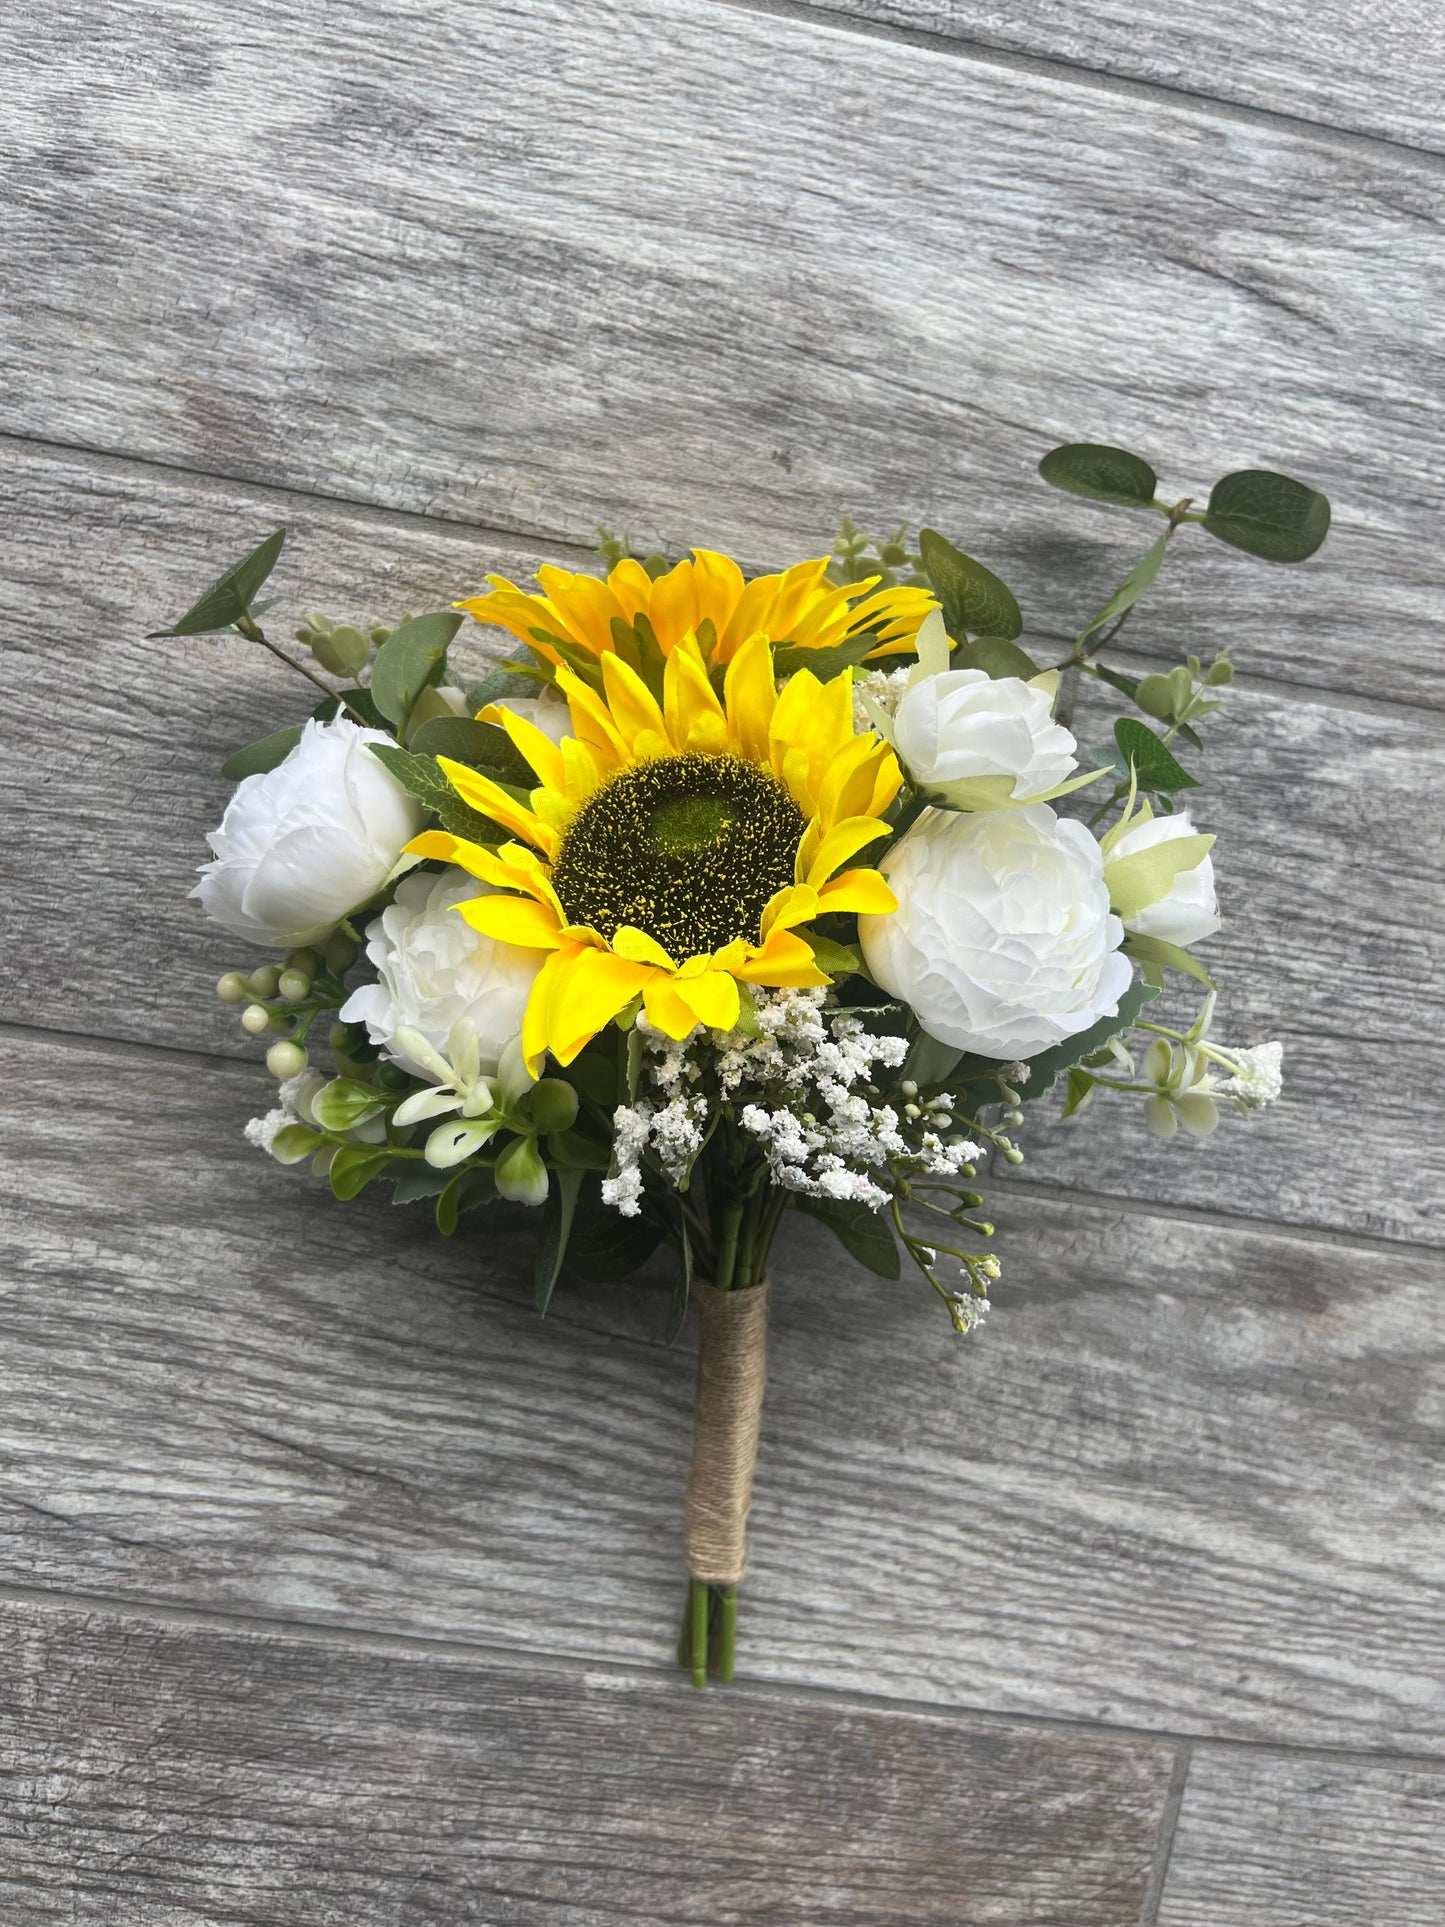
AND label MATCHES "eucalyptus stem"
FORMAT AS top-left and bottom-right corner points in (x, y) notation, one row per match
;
(235, 613), (370, 724)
